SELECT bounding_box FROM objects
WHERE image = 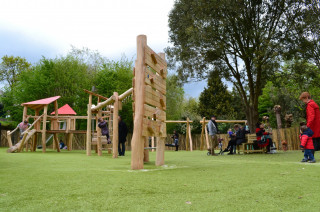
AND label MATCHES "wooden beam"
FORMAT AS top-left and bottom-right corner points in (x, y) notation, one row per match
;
(112, 92), (119, 158)
(86, 94), (92, 156)
(200, 120), (247, 124)
(200, 117), (205, 150)
(22, 106), (28, 122)
(165, 120), (193, 123)
(83, 89), (108, 100)
(131, 35), (147, 170)
(189, 122), (193, 151)
(42, 105), (48, 153)
(144, 137), (149, 162)
(96, 110), (102, 156)
(155, 52), (166, 166)
(118, 87), (133, 101)
(91, 96), (115, 111)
